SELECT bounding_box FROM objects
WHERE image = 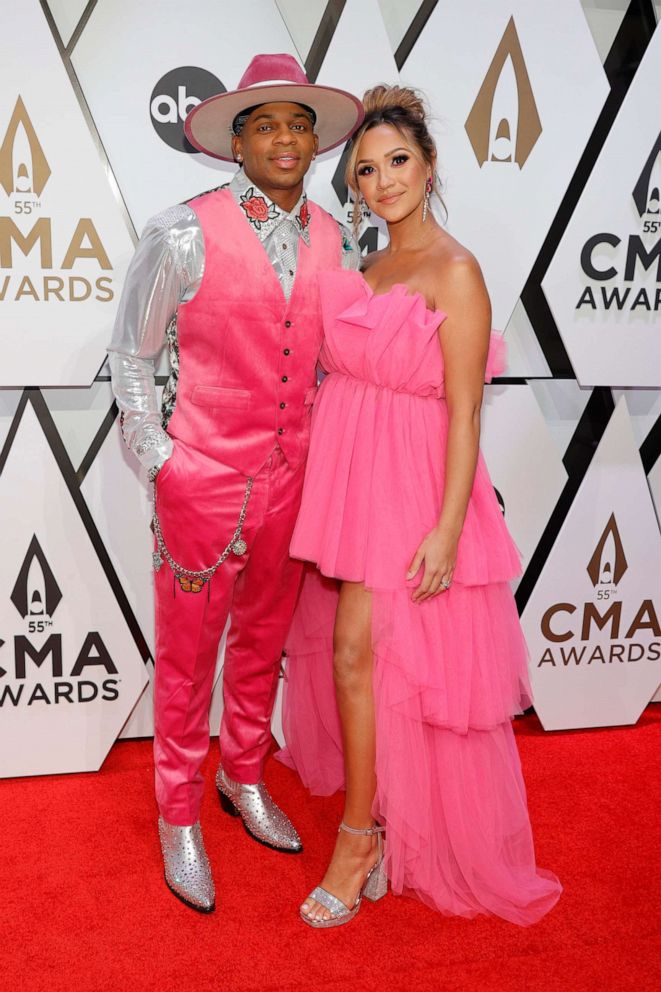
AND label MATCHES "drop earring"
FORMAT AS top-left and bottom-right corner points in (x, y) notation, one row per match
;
(422, 177), (432, 223)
